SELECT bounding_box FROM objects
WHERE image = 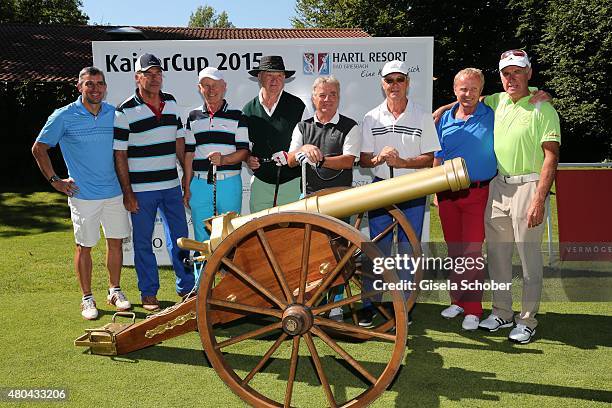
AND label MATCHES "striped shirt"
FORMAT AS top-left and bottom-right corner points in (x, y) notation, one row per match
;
(184, 100), (249, 176)
(113, 90), (184, 192)
(361, 99), (440, 179)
